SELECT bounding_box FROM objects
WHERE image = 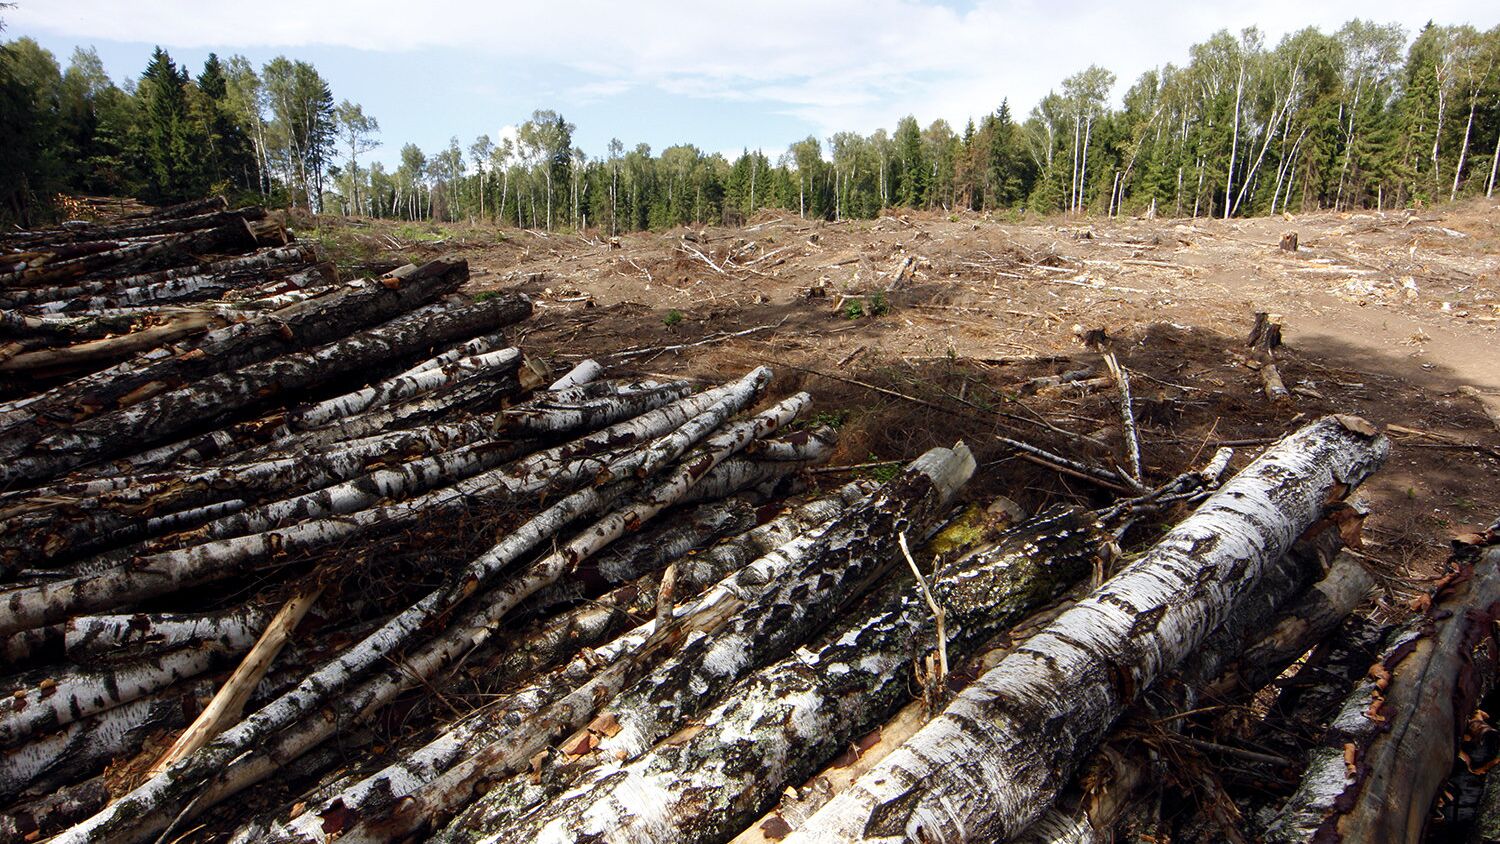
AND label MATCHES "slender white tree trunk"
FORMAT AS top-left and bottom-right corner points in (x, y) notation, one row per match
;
(1452, 101), (1477, 201)
(1487, 128), (1500, 197)
(1225, 63), (1244, 220)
